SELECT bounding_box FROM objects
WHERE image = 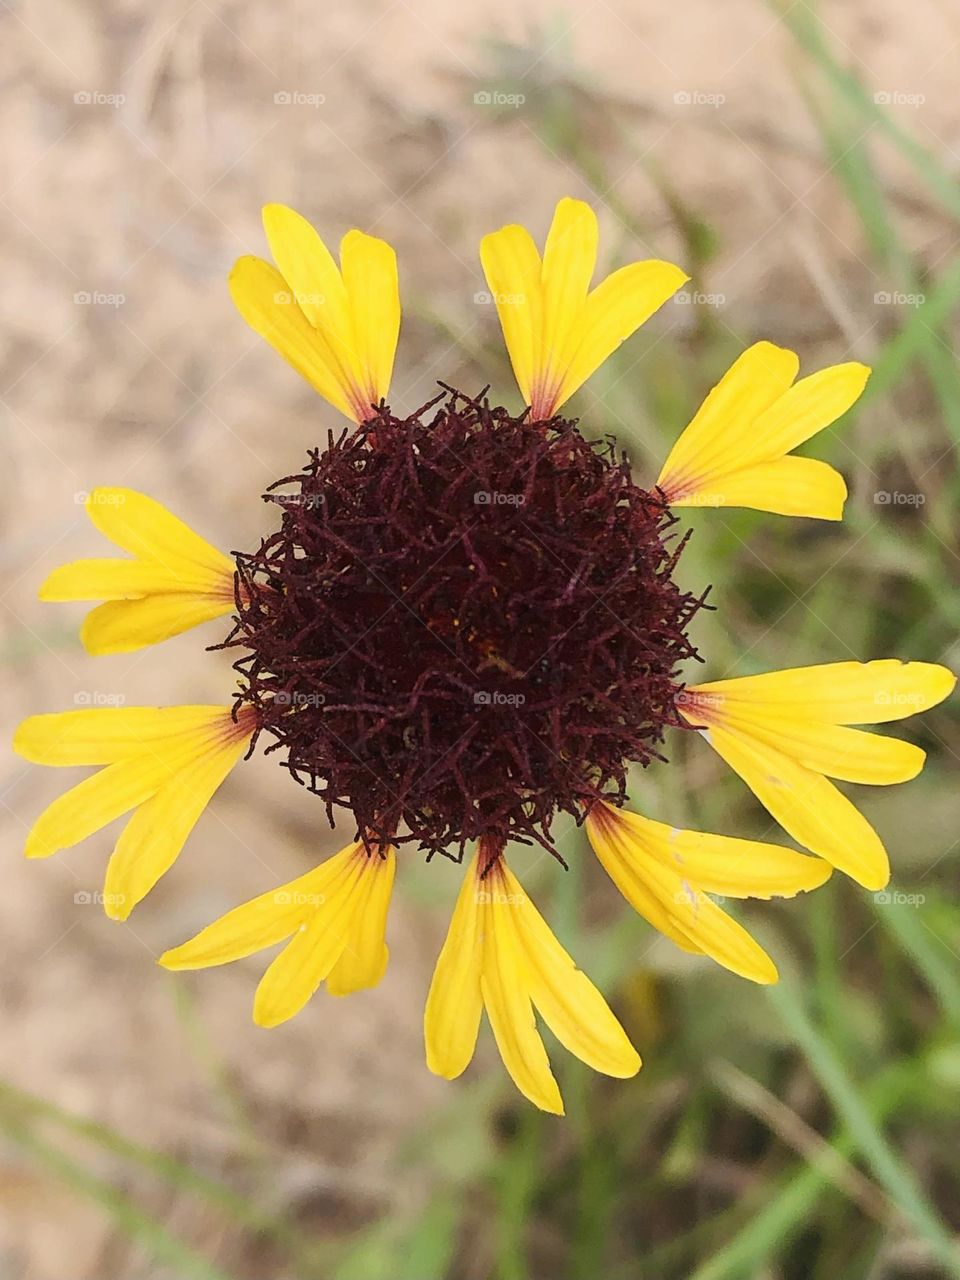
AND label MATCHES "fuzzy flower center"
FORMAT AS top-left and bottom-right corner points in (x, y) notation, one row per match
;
(224, 390), (707, 859)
